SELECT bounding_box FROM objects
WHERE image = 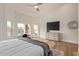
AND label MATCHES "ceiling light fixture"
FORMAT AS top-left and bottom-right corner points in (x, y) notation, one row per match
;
(26, 3), (42, 12)
(34, 6), (38, 8)
(34, 6), (39, 11)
